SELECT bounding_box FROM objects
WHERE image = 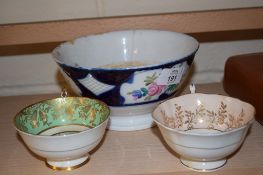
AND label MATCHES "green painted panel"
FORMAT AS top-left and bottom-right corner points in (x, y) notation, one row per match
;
(14, 97), (110, 135)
